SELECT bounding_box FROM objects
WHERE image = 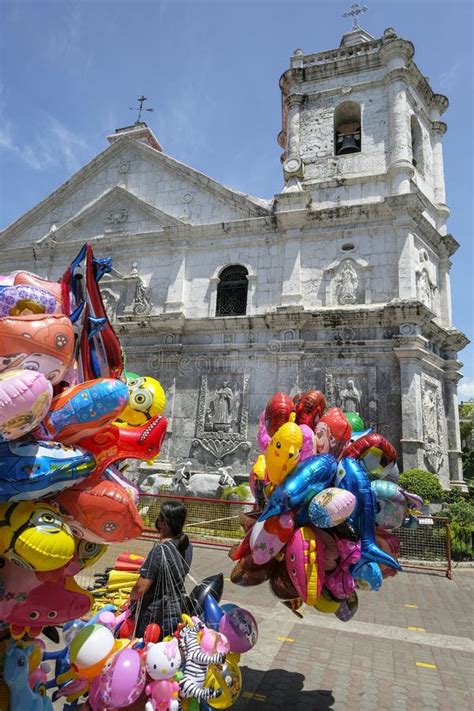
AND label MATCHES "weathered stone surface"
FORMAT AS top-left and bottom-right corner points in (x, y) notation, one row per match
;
(0, 29), (467, 489)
